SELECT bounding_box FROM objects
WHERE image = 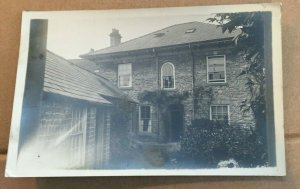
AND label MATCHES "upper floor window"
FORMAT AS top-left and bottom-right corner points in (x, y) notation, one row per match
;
(161, 62), (175, 89)
(118, 63), (132, 88)
(139, 105), (152, 133)
(207, 55), (226, 83)
(210, 105), (229, 122)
